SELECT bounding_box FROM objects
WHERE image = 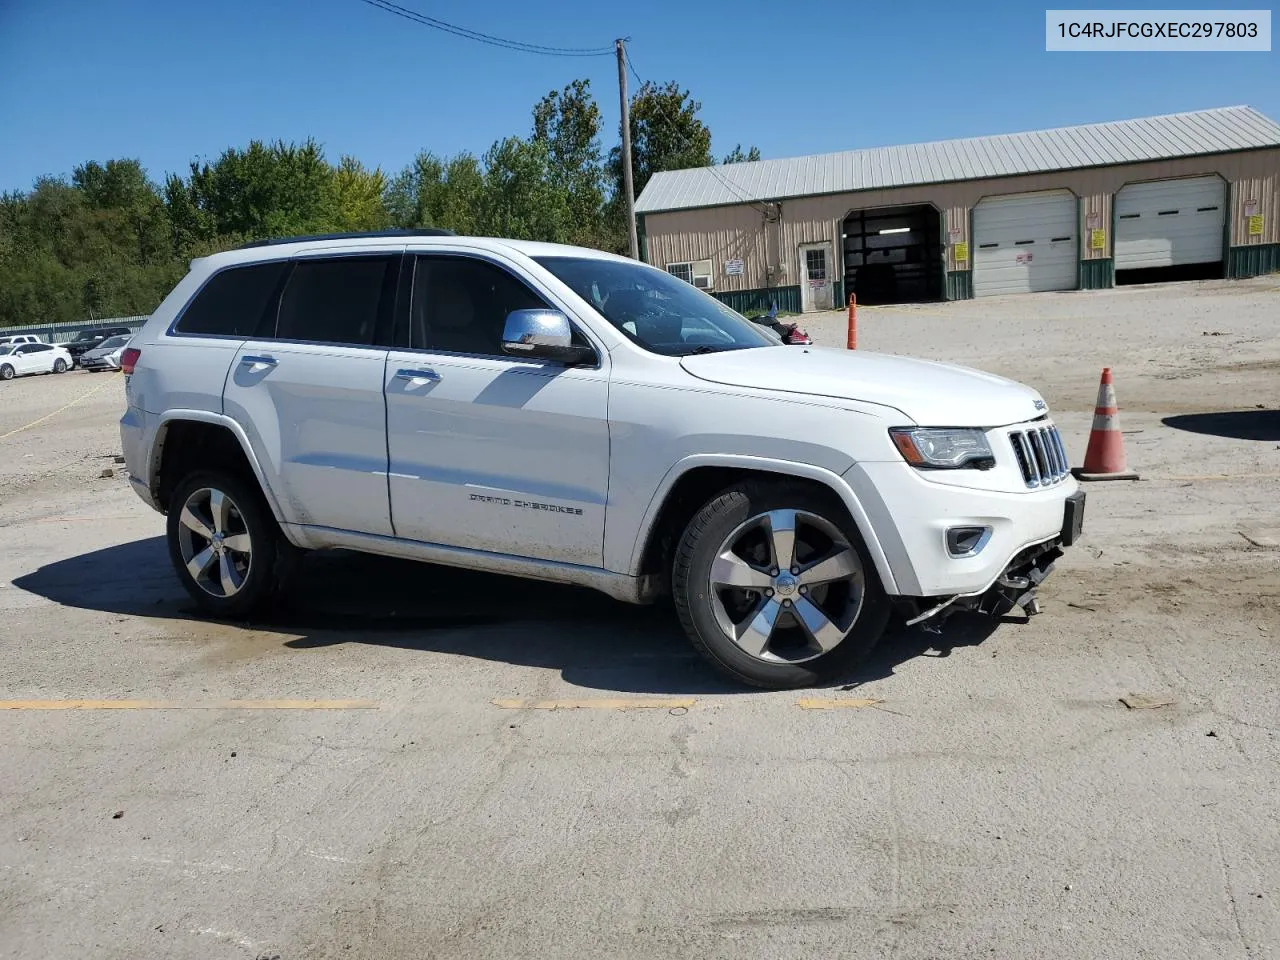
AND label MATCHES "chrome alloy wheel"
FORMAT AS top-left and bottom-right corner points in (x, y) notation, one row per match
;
(708, 509), (865, 664)
(176, 487), (254, 598)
